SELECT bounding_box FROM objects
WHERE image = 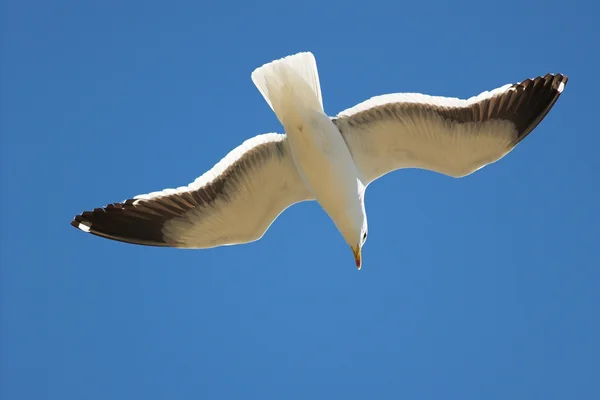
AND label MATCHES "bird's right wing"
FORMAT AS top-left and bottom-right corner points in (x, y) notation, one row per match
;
(333, 74), (567, 184)
(71, 133), (314, 249)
